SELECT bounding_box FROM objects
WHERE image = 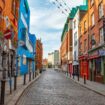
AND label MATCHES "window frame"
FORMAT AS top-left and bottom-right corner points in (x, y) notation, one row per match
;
(98, 1), (104, 19)
(91, 13), (95, 27)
